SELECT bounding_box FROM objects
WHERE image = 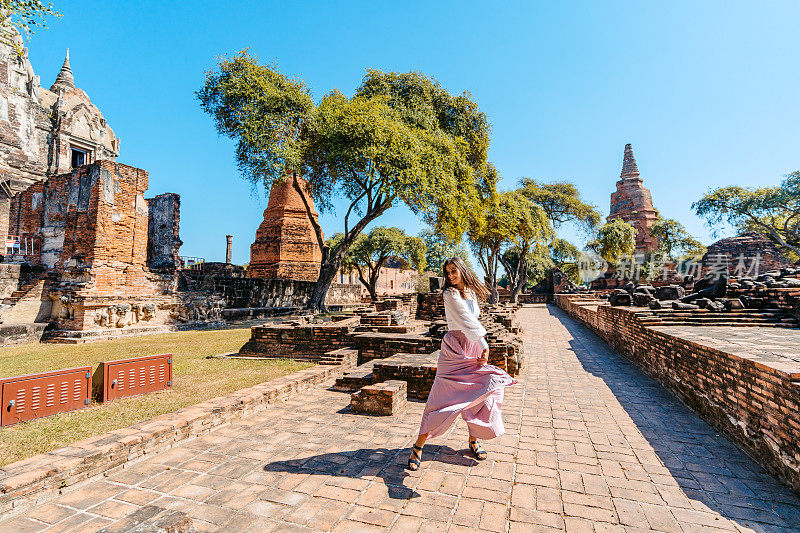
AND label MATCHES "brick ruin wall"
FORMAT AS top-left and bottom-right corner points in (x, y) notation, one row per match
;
(247, 176), (322, 282)
(239, 317), (361, 360)
(147, 193), (182, 272)
(14, 161), (164, 297)
(555, 294), (800, 493)
(190, 276), (361, 309)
